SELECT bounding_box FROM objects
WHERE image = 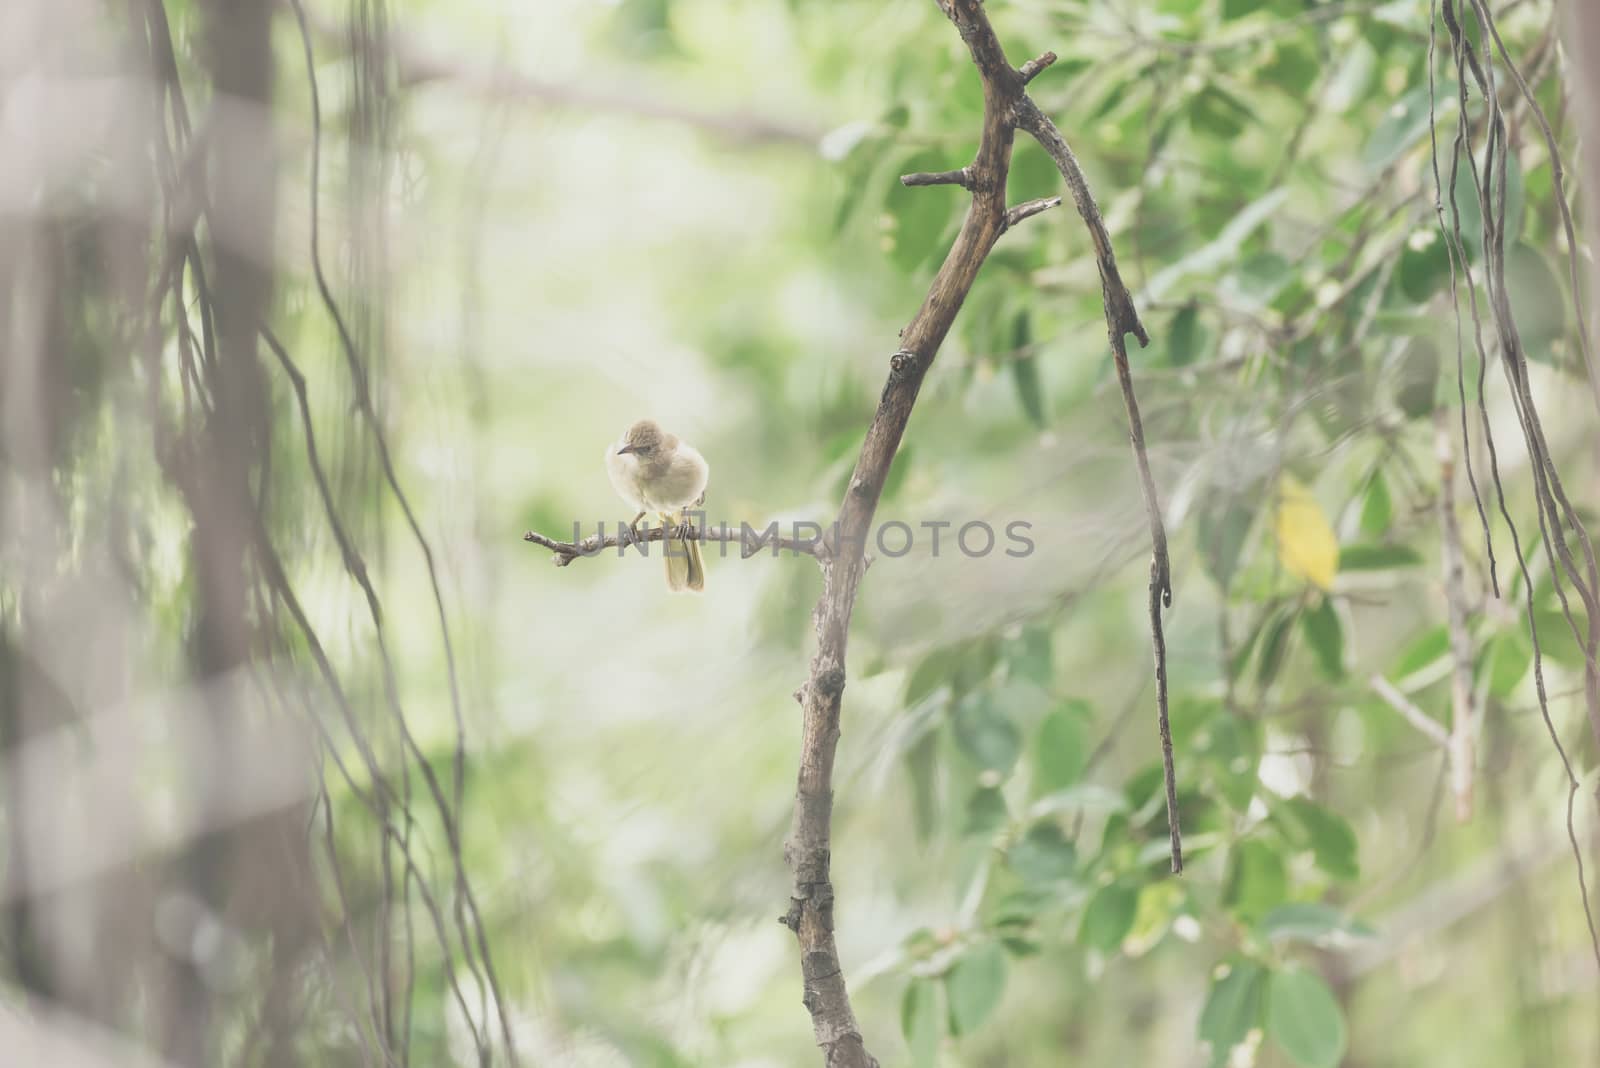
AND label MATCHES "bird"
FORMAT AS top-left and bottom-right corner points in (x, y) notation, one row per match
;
(604, 419), (710, 592)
